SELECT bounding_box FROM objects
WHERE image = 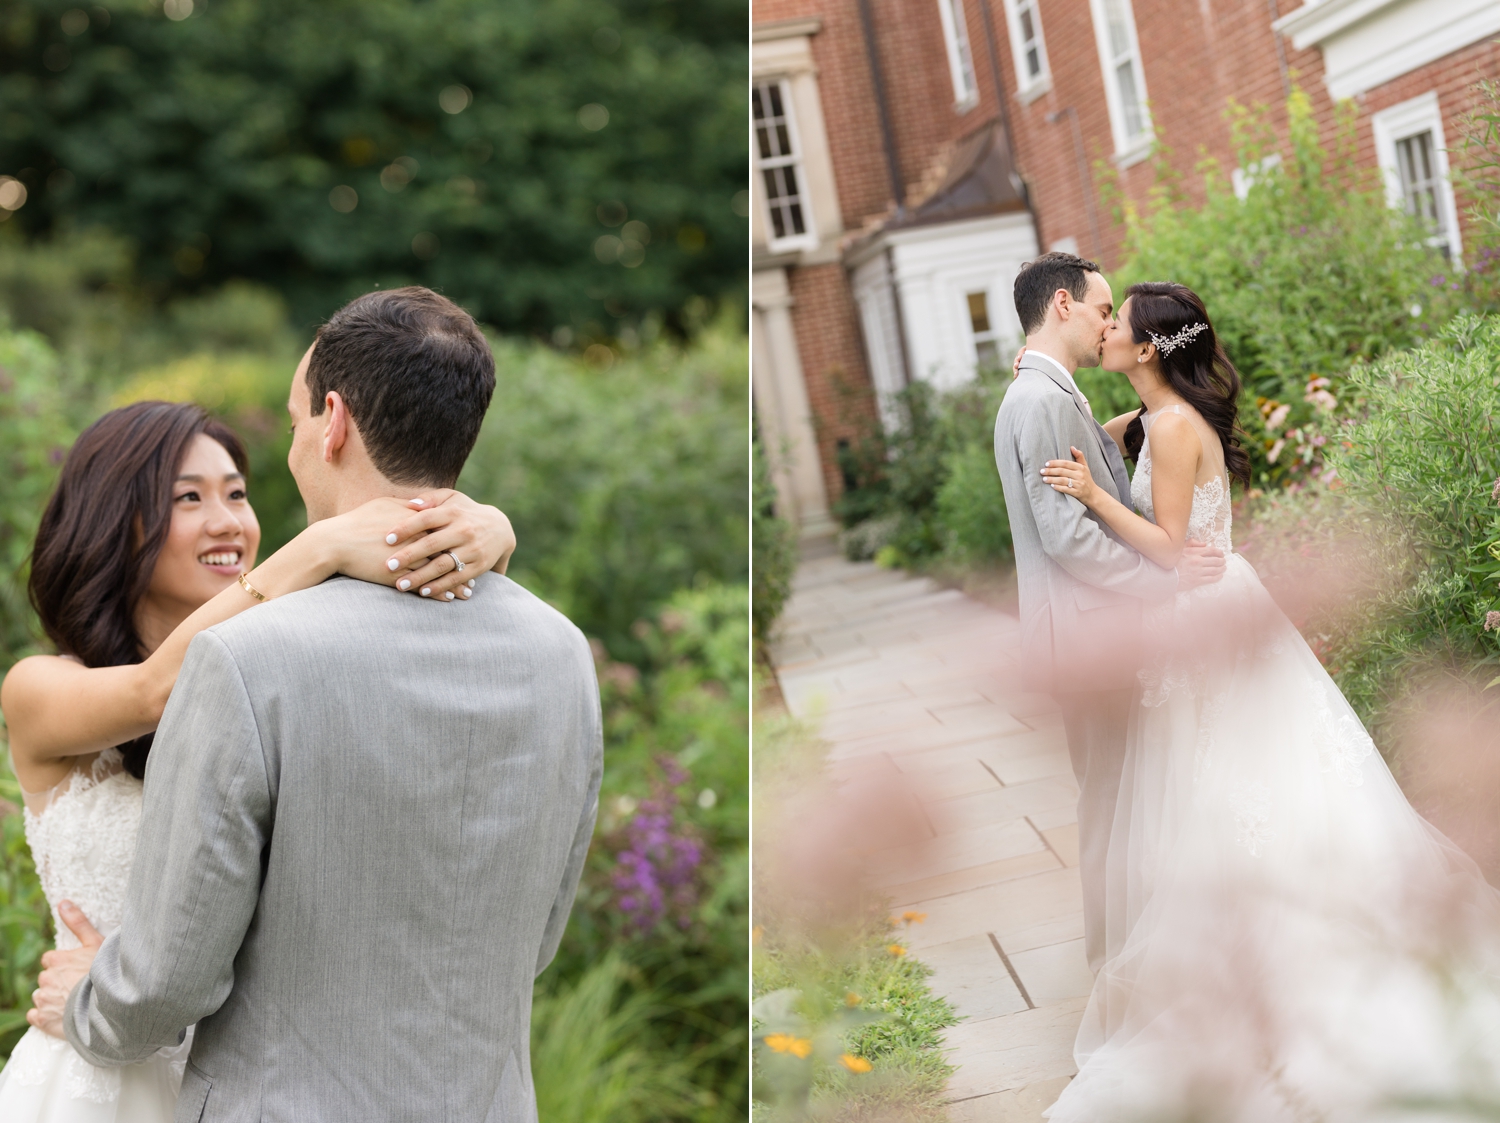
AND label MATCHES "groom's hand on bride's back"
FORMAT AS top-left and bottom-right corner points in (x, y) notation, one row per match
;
(1177, 539), (1226, 591)
(28, 899), (102, 1039)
